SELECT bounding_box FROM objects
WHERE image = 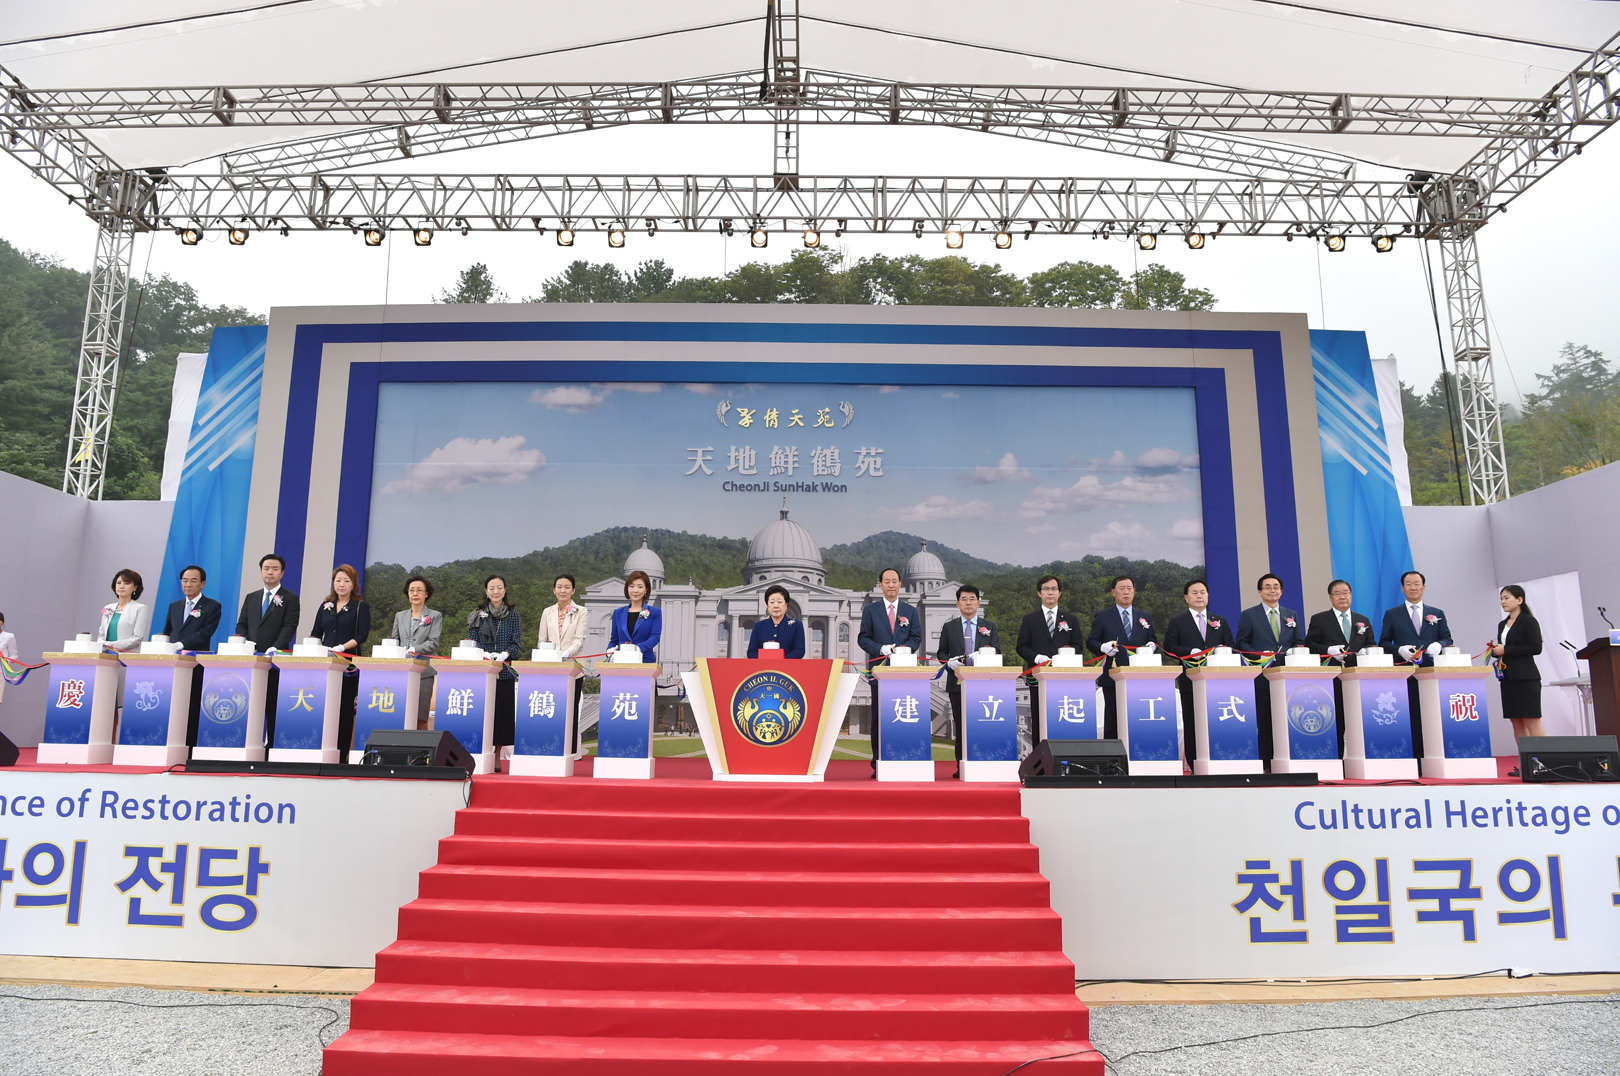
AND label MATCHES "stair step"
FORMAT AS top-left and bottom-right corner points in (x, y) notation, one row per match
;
(377, 940), (1078, 994)
(324, 1029), (1104, 1074)
(454, 807), (1030, 843)
(398, 898), (1063, 952)
(417, 864), (1051, 908)
(350, 982), (1090, 1040)
(436, 835), (1042, 873)
(468, 777), (1024, 817)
